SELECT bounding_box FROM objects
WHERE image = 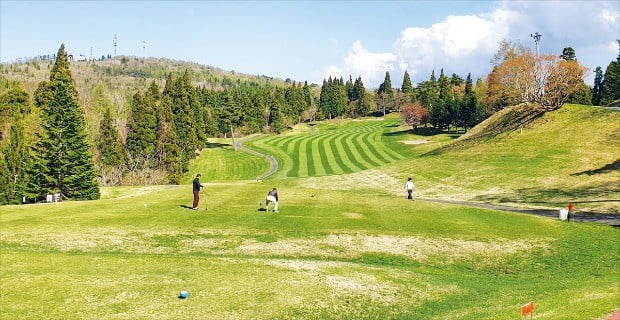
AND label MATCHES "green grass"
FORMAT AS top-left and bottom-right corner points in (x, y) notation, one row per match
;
(246, 119), (404, 178)
(1, 181), (618, 319)
(2, 104), (619, 319)
(383, 104), (620, 213)
(186, 138), (269, 181)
